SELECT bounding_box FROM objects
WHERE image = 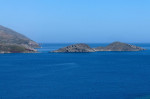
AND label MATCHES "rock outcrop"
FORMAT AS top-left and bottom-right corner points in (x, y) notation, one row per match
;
(94, 42), (145, 51)
(0, 25), (39, 53)
(52, 43), (95, 52)
(51, 42), (145, 53)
